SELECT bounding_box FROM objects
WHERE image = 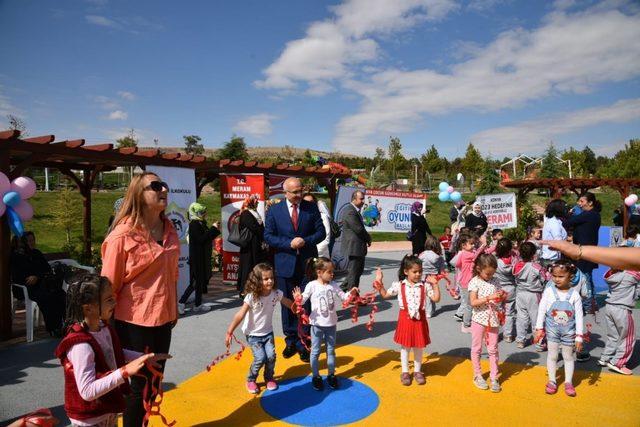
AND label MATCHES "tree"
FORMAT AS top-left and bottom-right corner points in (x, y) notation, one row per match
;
(582, 146), (597, 176)
(561, 147), (585, 177)
(602, 139), (640, 178)
(217, 135), (249, 161)
(302, 149), (315, 166)
(374, 147), (385, 167)
(476, 161), (502, 195)
(387, 136), (405, 180)
(51, 188), (81, 245)
(461, 143), (485, 182)
(116, 128), (138, 148)
(183, 135), (204, 155)
(6, 114), (27, 135)
(420, 145), (444, 174)
(539, 143), (564, 179)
